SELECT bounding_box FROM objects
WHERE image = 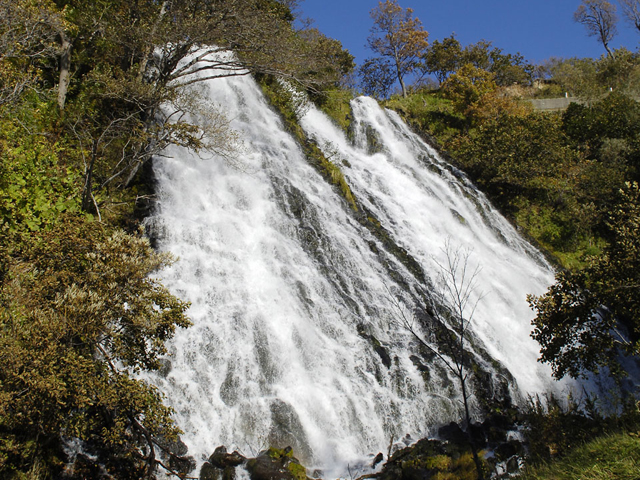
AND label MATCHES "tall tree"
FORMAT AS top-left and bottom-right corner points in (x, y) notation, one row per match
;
(619, 0), (640, 33)
(574, 0), (619, 58)
(366, 0), (429, 97)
